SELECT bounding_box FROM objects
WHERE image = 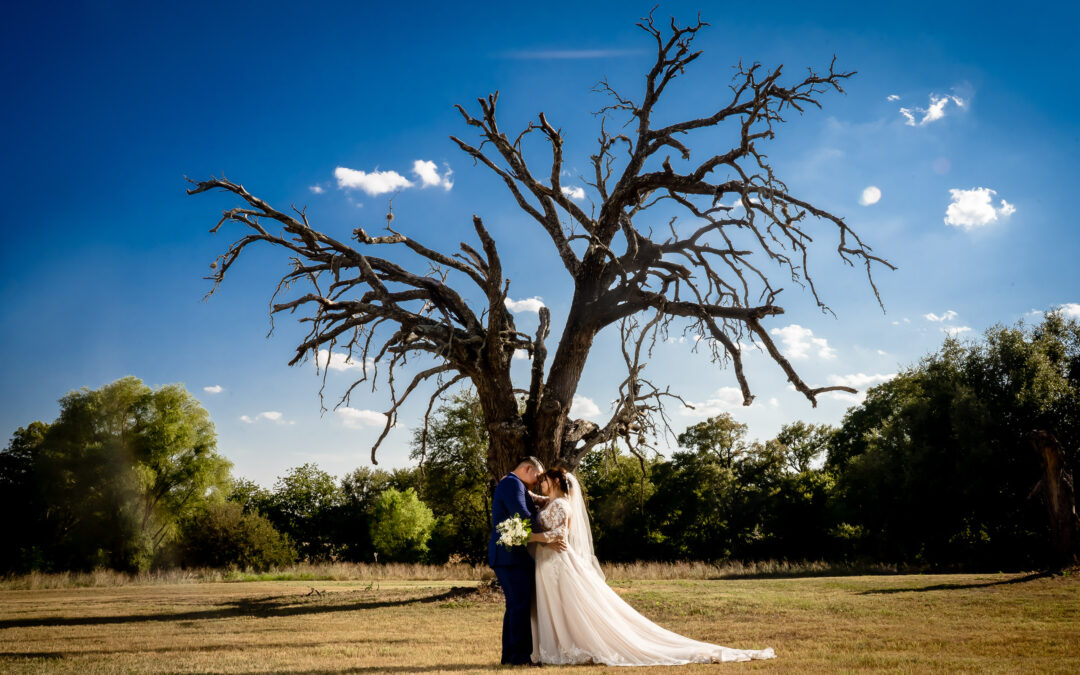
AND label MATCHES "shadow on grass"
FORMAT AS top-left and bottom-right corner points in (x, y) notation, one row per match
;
(0, 638), (414, 661)
(858, 571), (1053, 595)
(243, 667), (506, 674)
(0, 586), (478, 630)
